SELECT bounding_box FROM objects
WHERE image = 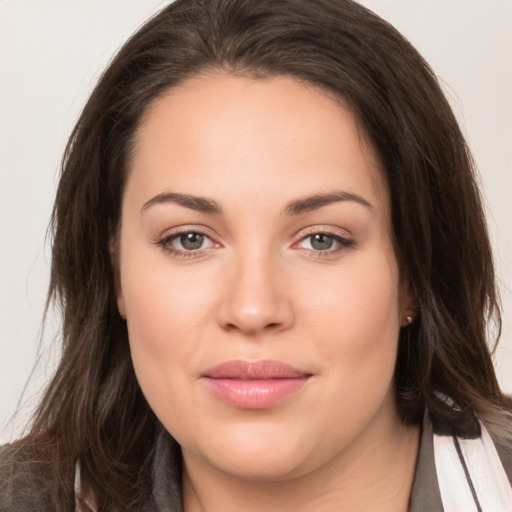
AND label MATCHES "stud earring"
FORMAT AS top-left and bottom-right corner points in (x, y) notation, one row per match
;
(402, 304), (417, 326)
